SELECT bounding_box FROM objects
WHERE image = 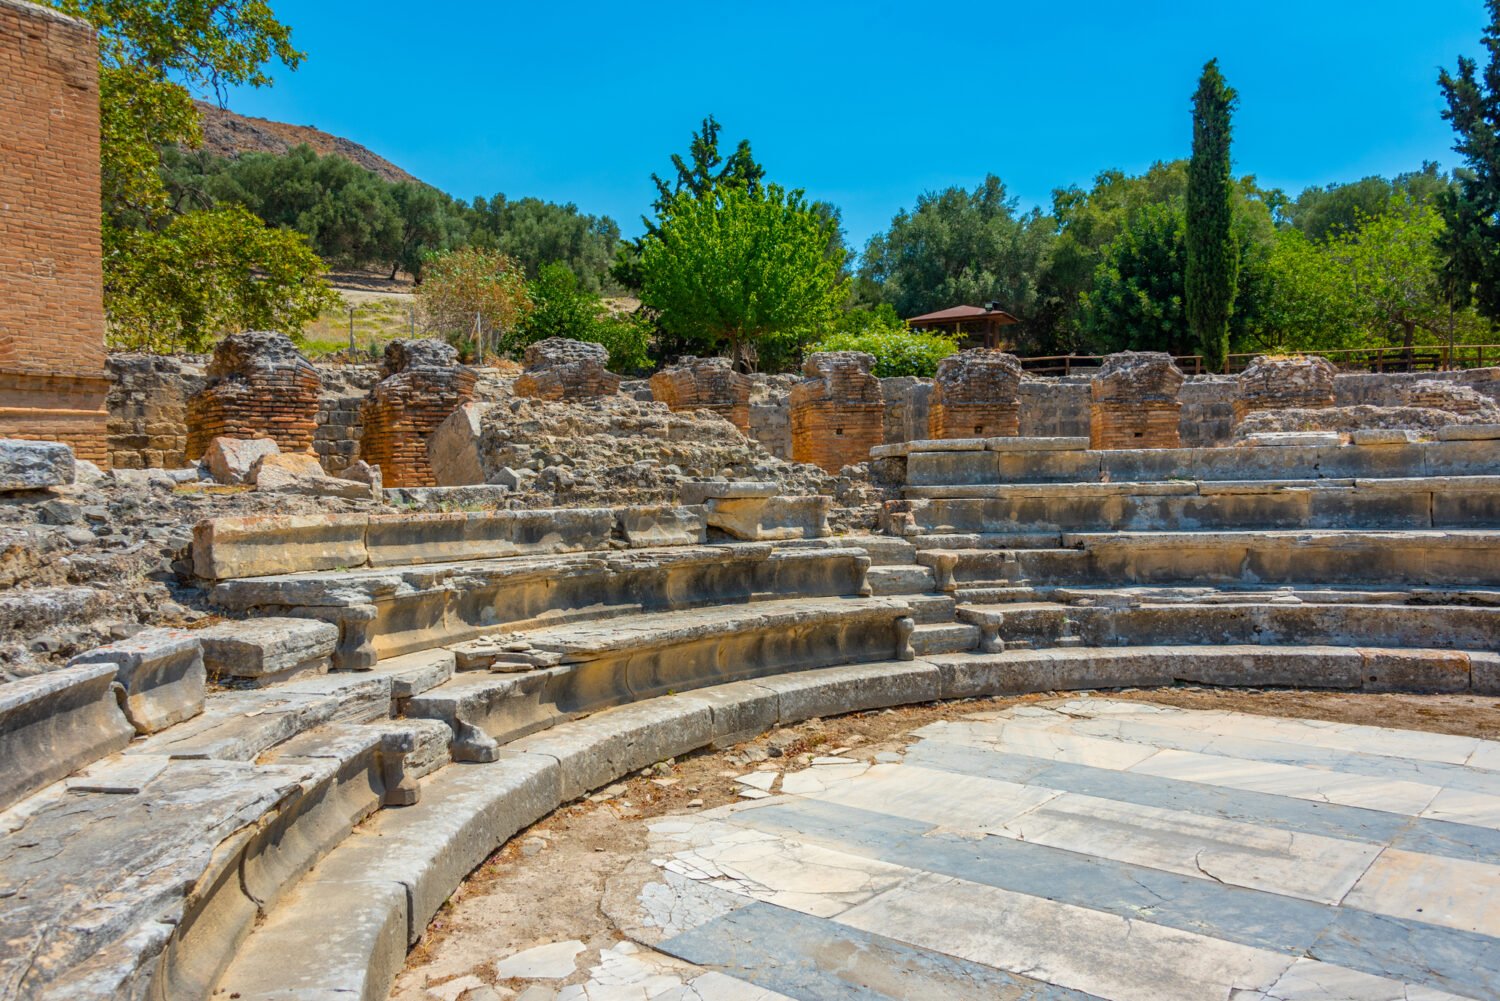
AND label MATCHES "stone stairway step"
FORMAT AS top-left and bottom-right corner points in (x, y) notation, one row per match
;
(904, 593), (957, 624)
(953, 585), (1038, 604)
(910, 623), (980, 656)
(908, 532), (1064, 551)
(775, 534), (919, 566)
(866, 565), (936, 595)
